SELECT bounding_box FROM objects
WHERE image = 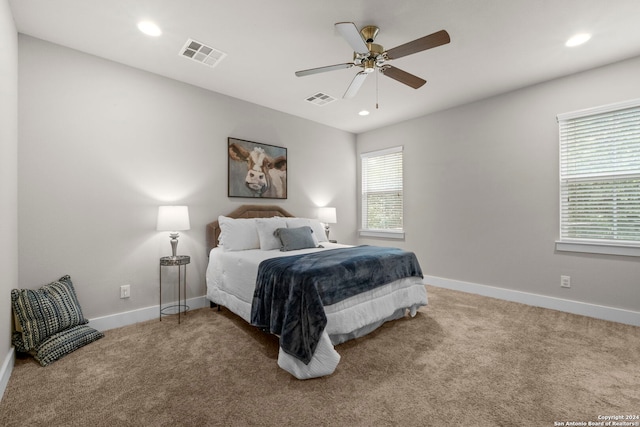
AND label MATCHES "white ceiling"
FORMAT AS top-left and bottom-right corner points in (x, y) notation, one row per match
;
(9, 0), (640, 134)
